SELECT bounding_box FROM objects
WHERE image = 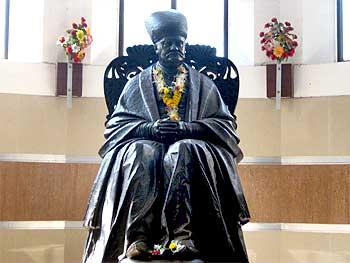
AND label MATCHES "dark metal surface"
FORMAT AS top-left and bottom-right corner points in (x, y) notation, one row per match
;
(84, 67), (249, 263)
(104, 44), (239, 120)
(88, 9), (248, 263)
(4, 0), (10, 59)
(118, 0), (124, 56)
(337, 0), (343, 62)
(224, 0), (229, 58)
